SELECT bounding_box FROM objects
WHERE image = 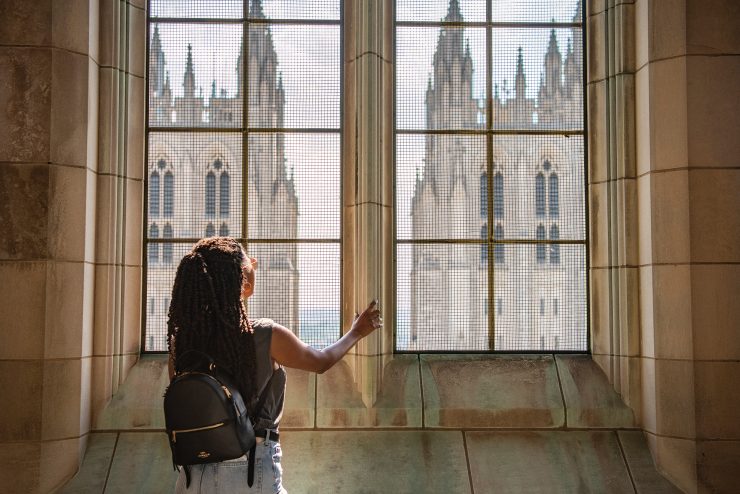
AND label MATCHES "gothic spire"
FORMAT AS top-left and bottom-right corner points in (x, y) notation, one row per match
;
(250, 0), (265, 19)
(515, 47), (526, 98)
(183, 44), (196, 98)
(444, 0), (462, 22)
(150, 25), (166, 95)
